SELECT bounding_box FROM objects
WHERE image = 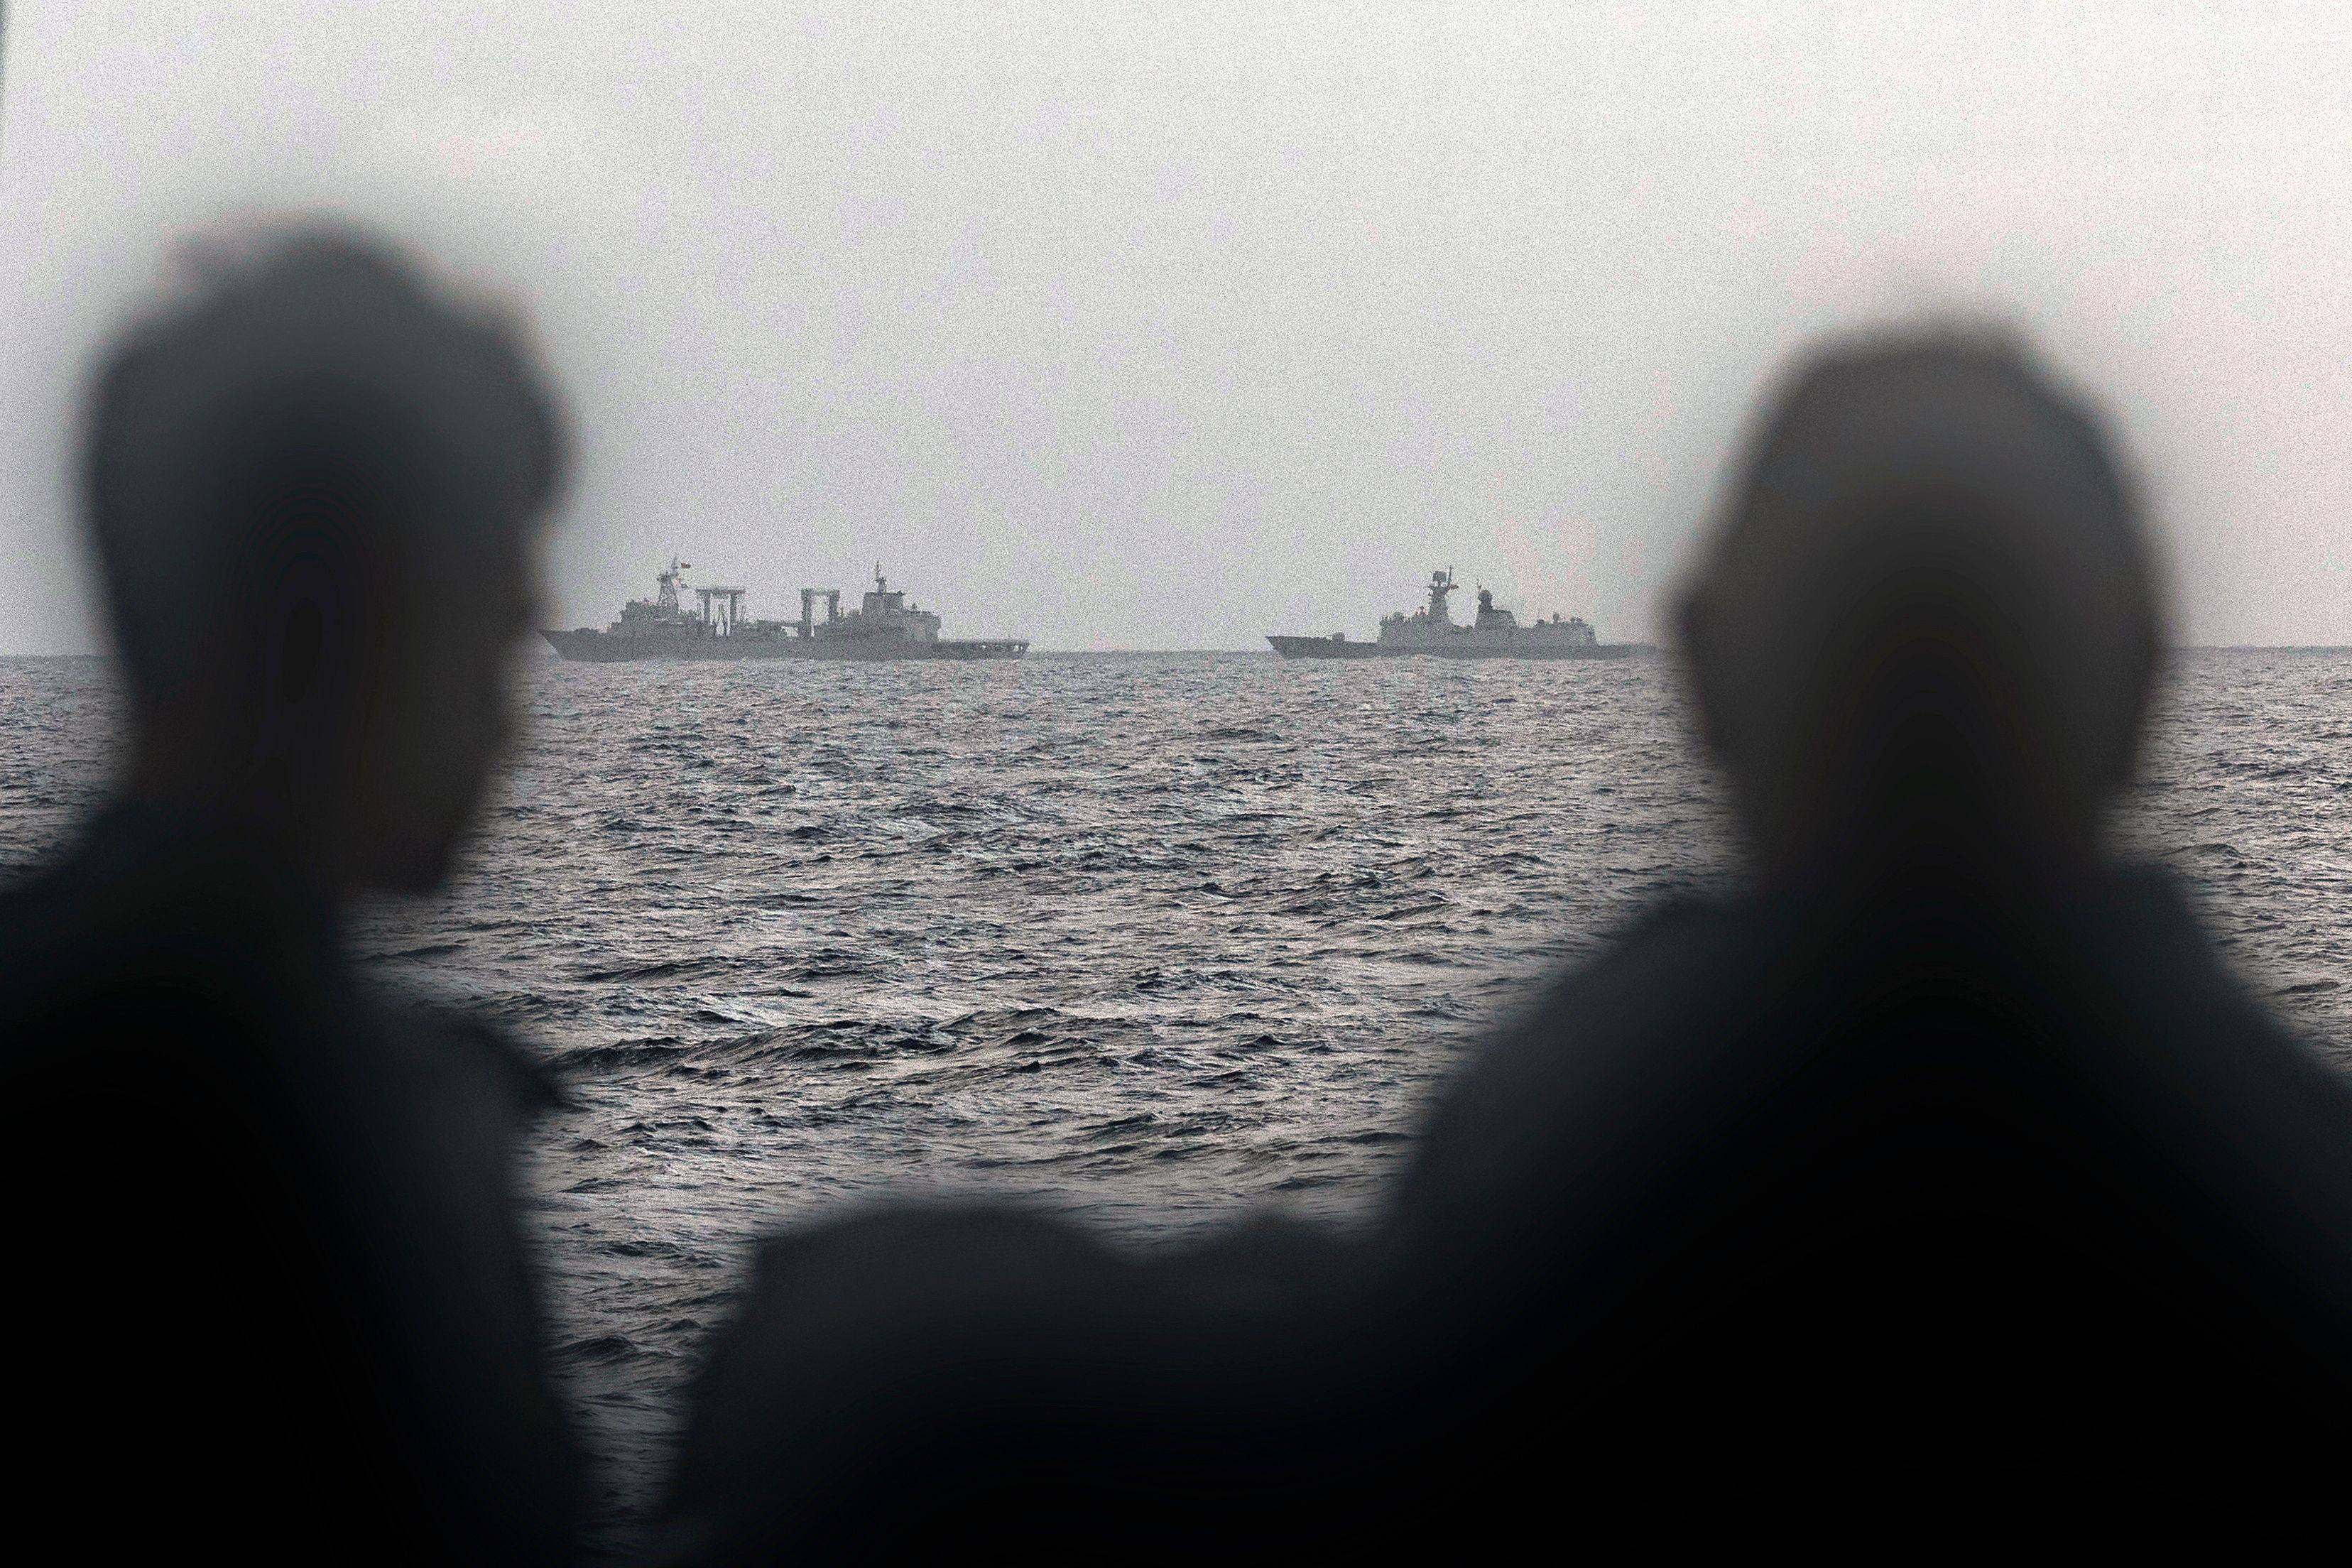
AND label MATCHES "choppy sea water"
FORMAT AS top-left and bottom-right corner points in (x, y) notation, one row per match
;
(5, 648), (2351, 1550)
